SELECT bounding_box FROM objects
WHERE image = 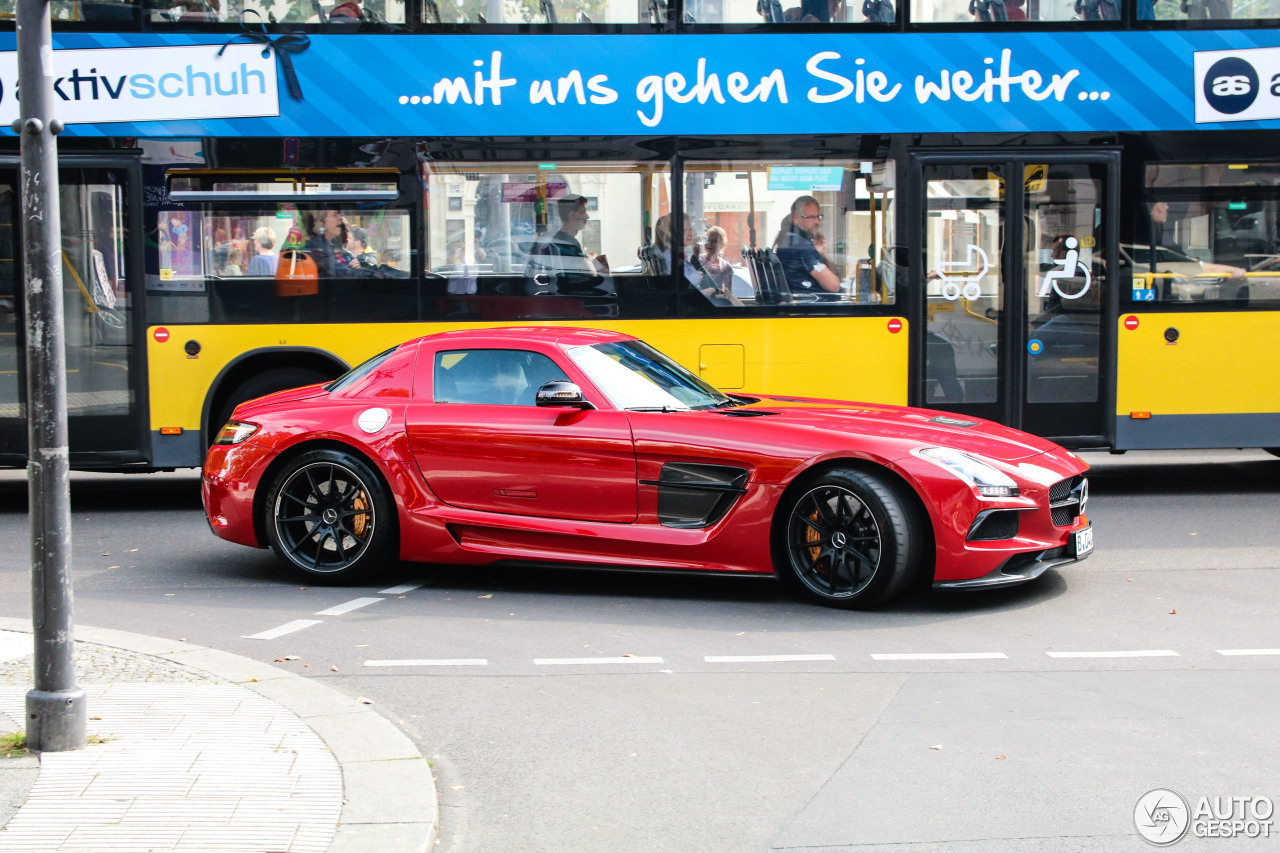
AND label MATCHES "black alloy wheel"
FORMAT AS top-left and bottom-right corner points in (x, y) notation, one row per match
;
(778, 468), (920, 609)
(265, 449), (395, 580)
